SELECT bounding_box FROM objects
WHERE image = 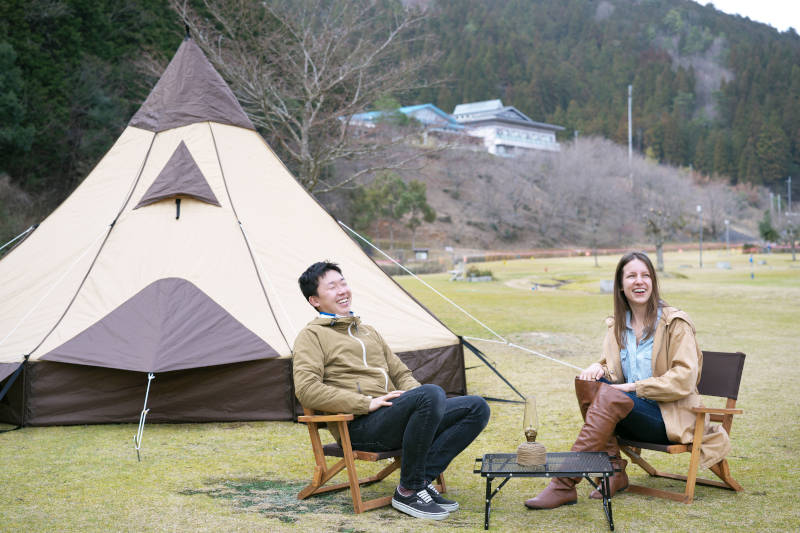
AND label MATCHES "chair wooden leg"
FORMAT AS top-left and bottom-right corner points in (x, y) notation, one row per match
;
(435, 473), (447, 494)
(620, 445), (658, 476)
(710, 460), (743, 491)
(338, 421), (365, 513)
(682, 414), (707, 504)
